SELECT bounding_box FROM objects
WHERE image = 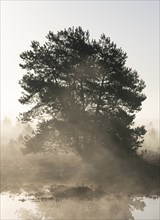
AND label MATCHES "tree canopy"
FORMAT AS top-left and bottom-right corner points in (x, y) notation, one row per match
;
(19, 26), (146, 158)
